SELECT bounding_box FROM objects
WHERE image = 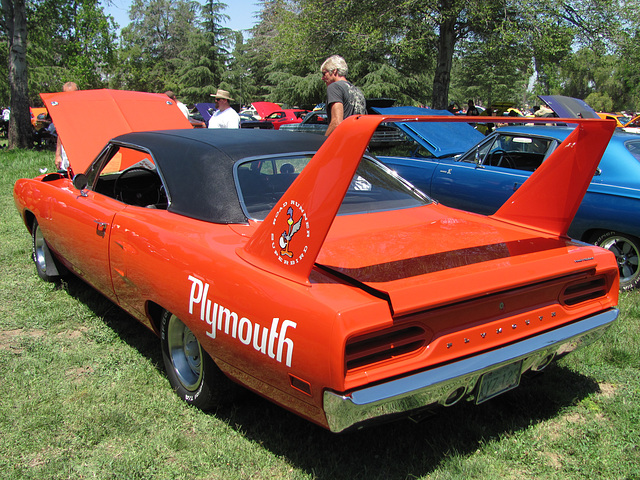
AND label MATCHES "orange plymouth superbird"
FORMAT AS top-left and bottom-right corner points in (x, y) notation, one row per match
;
(14, 90), (619, 432)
